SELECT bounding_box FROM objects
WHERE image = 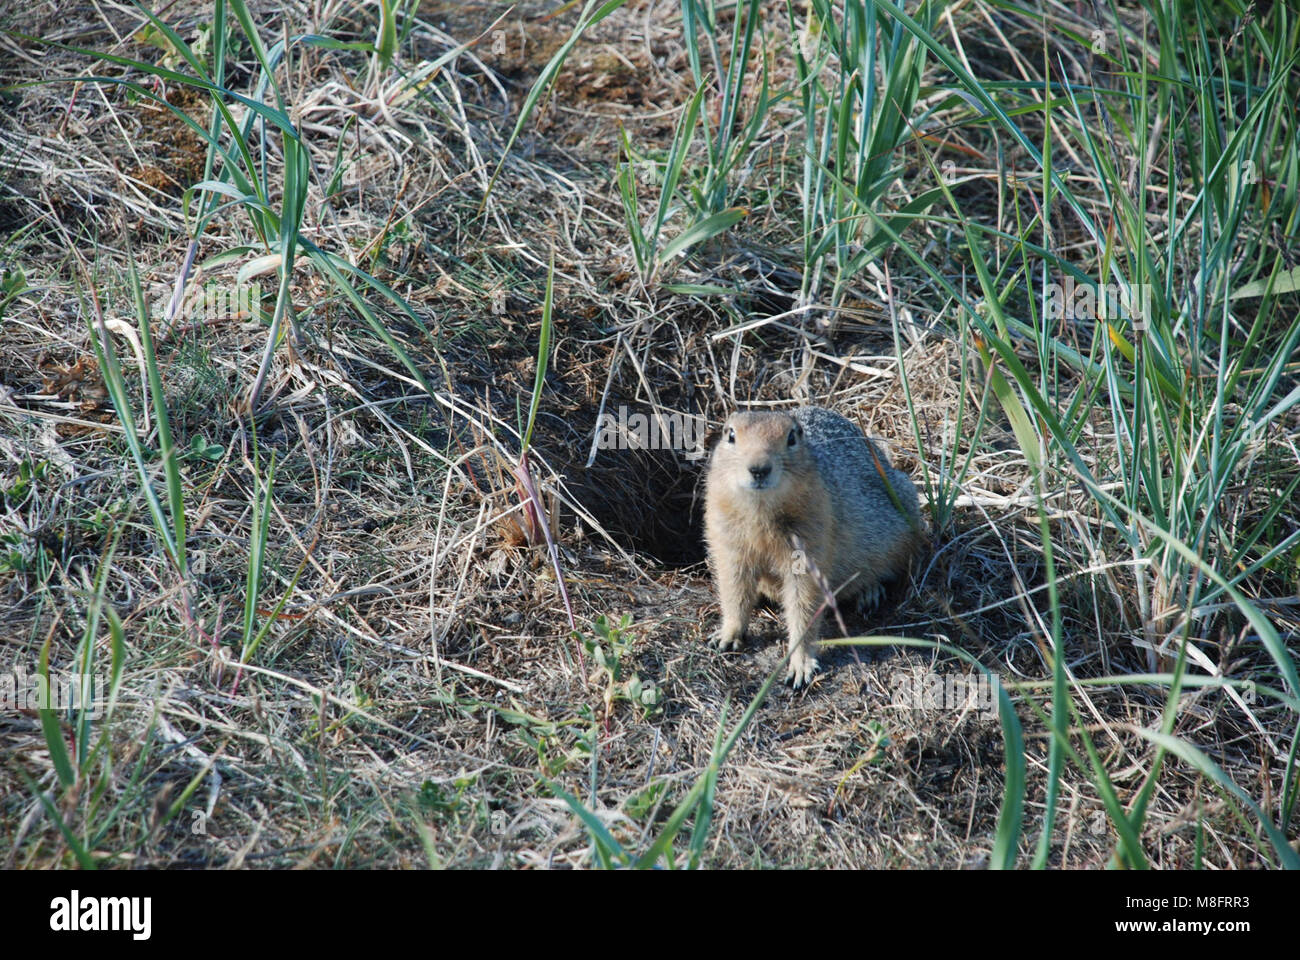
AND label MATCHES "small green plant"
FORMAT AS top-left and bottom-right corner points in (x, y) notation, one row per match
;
(409, 771), (498, 866)
(495, 700), (595, 778)
(0, 531), (31, 575)
(615, 0), (768, 282)
(305, 684), (374, 740)
(76, 499), (130, 541)
(83, 260), (188, 582)
(616, 89), (749, 284)
(513, 254), (581, 668)
(548, 645), (790, 869)
(416, 776), (473, 821)
(490, 0), (750, 282)
(831, 720), (891, 812)
(188, 434), (224, 461)
(0, 457), (47, 506)
(623, 780), (670, 822)
(678, 0), (769, 218)
(0, 260), (32, 322)
(581, 614), (662, 718)
(137, 20), (214, 72)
